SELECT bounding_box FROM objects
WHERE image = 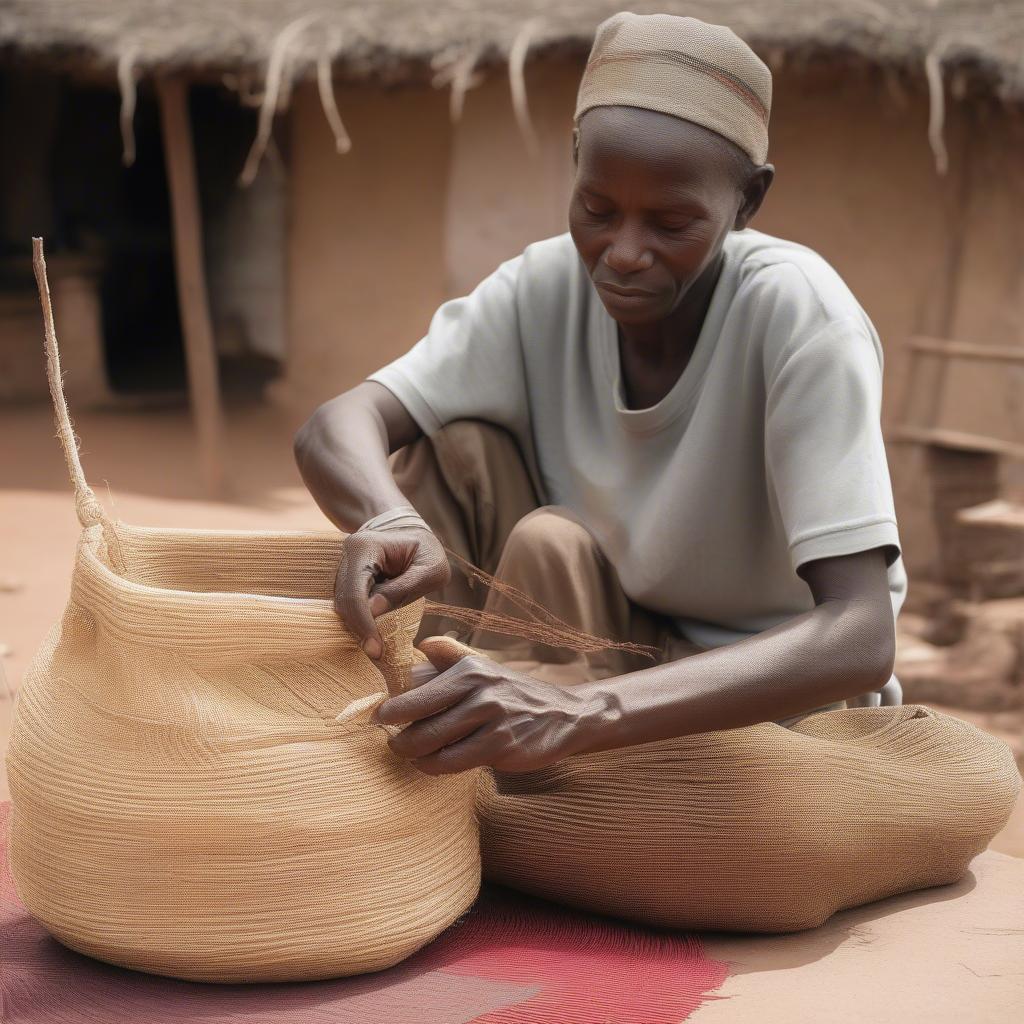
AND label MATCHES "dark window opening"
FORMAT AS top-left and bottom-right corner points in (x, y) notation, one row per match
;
(0, 66), (281, 404)
(52, 82), (186, 394)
